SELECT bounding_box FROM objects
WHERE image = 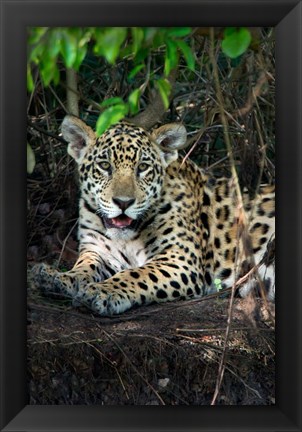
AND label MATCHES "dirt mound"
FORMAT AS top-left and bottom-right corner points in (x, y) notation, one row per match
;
(27, 291), (275, 405)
